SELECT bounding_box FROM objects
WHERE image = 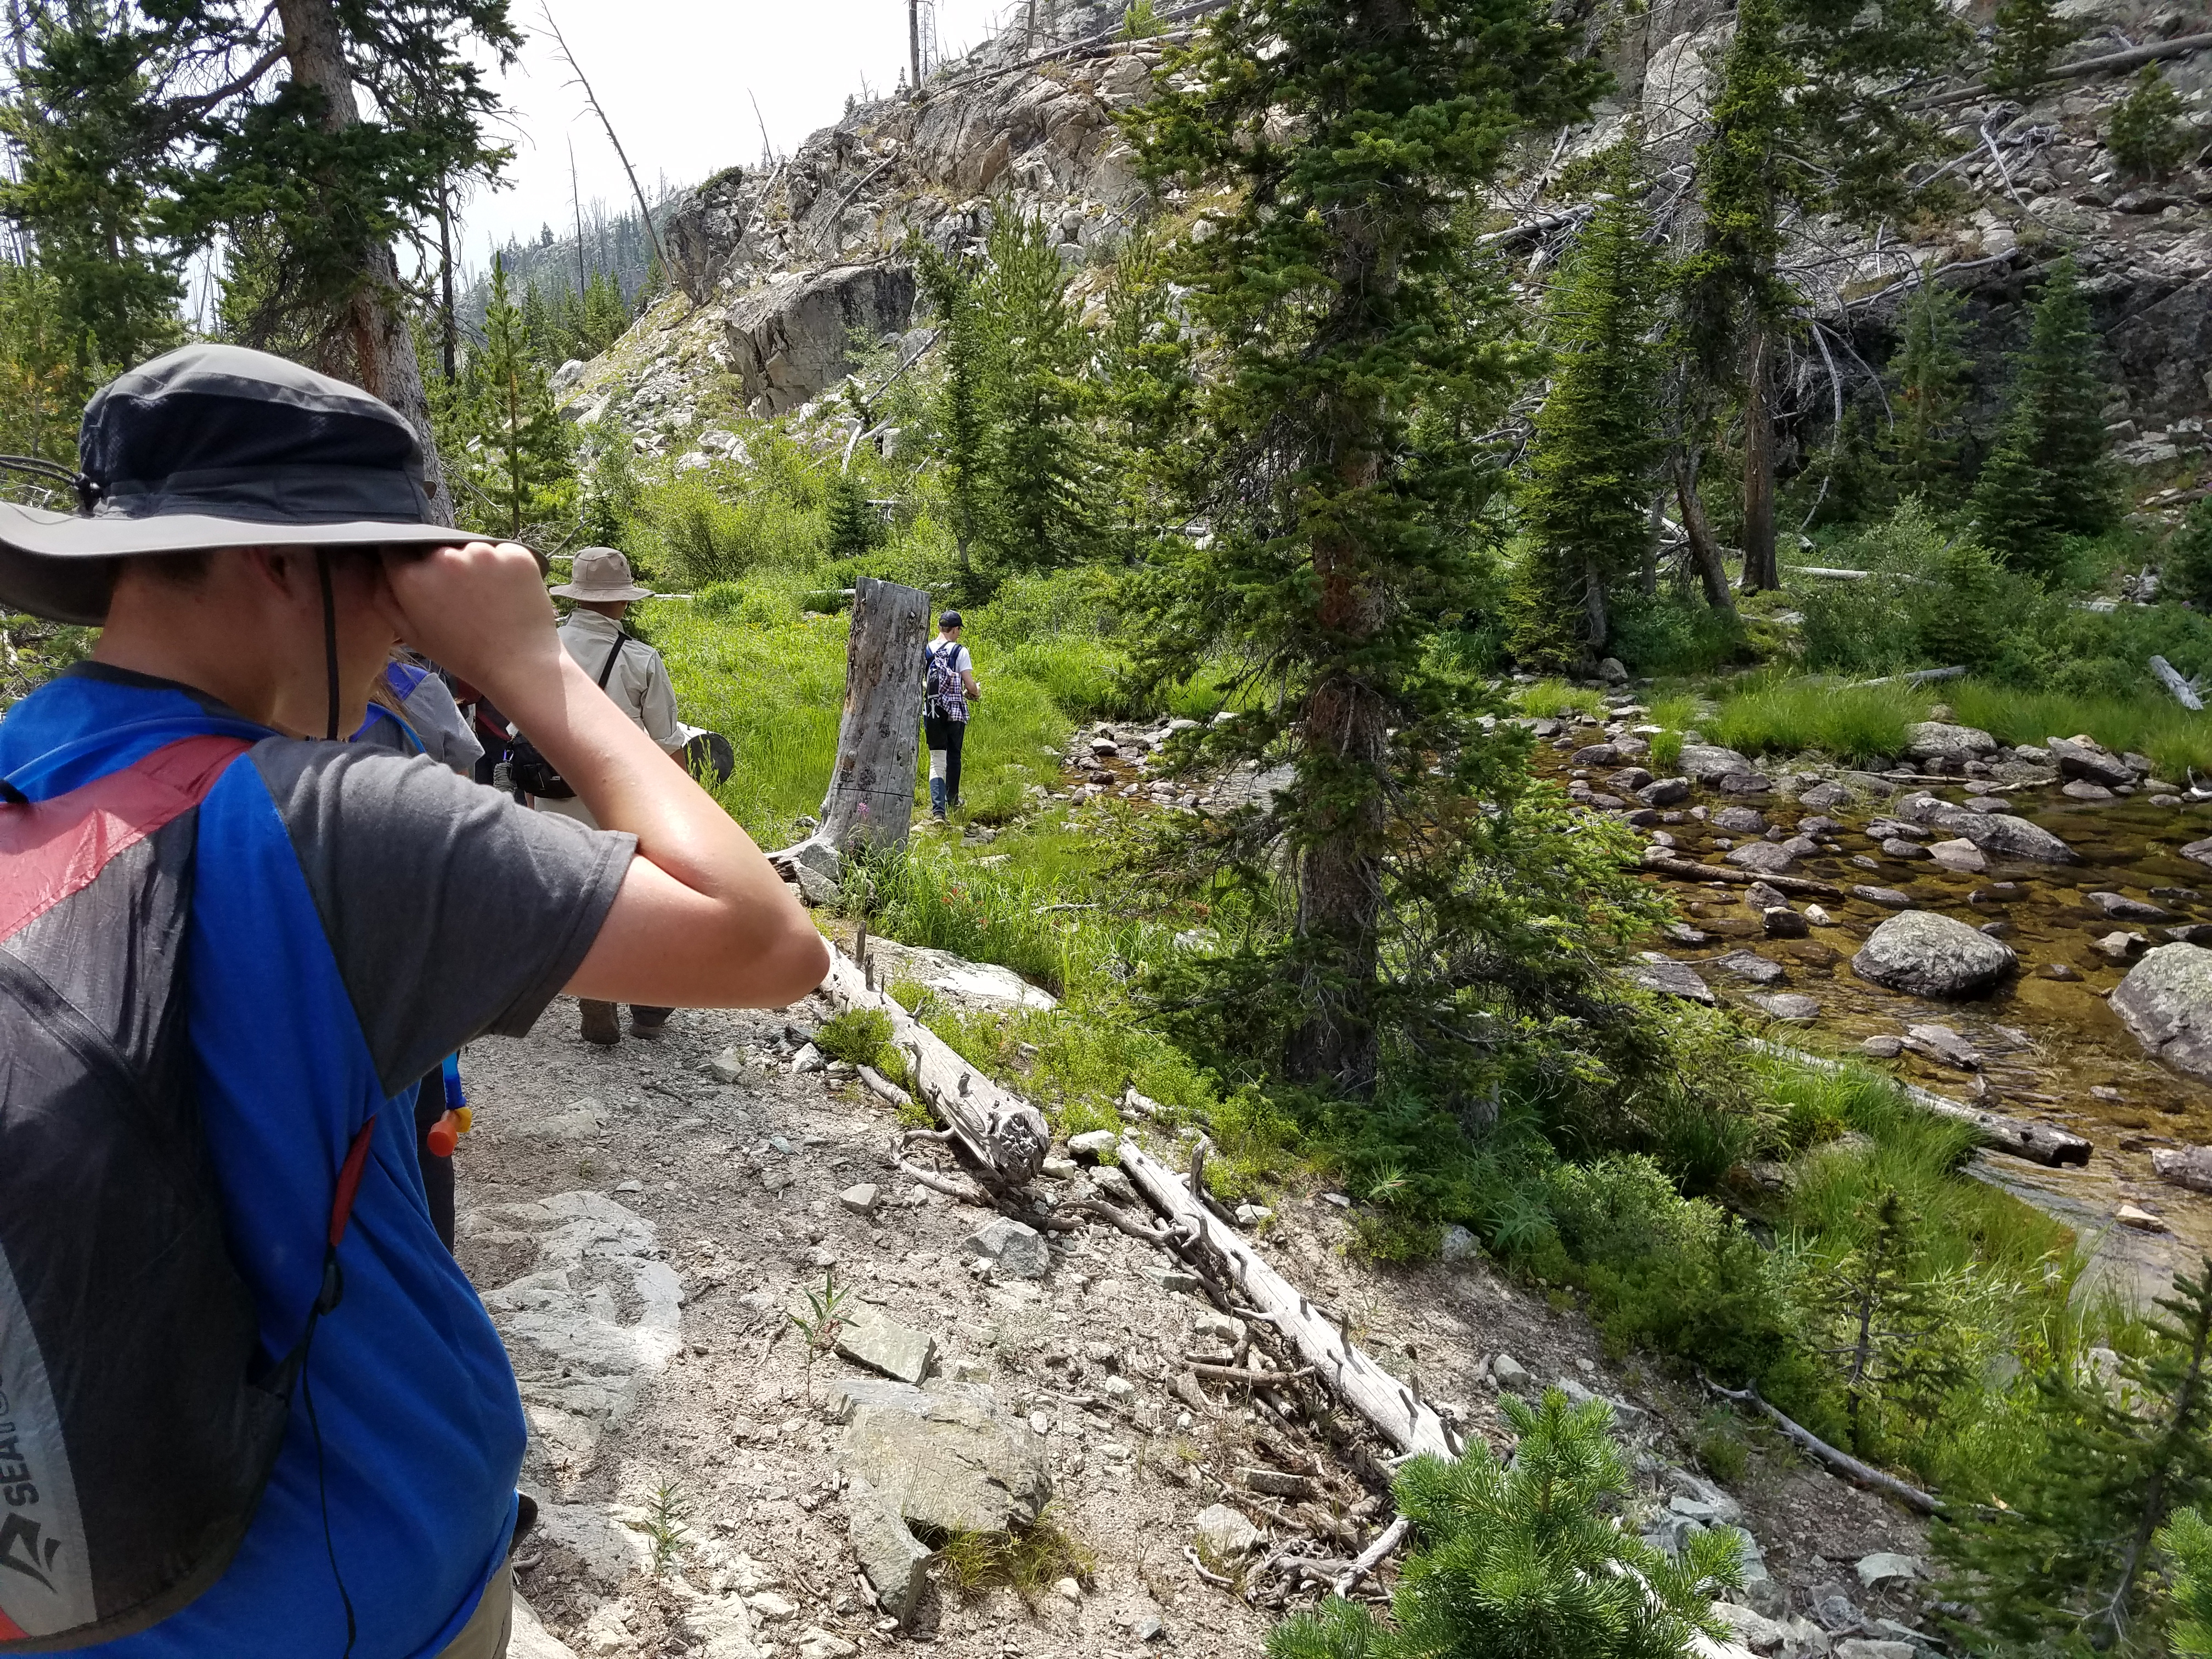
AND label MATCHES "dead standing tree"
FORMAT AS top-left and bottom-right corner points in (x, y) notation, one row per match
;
(816, 577), (932, 854)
